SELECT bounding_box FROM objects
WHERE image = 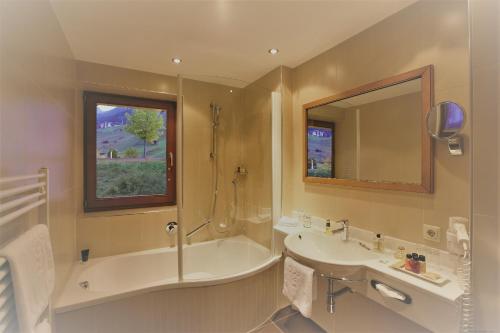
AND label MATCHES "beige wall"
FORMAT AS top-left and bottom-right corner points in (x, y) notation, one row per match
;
(0, 0), (77, 299)
(358, 92), (421, 183)
(284, 0), (470, 249)
(470, 0), (500, 330)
